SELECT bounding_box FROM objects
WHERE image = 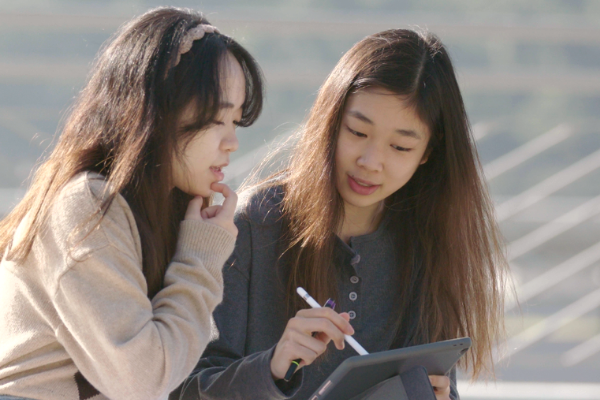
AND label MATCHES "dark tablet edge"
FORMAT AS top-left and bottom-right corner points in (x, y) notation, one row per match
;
(338, 337), (472, 371)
